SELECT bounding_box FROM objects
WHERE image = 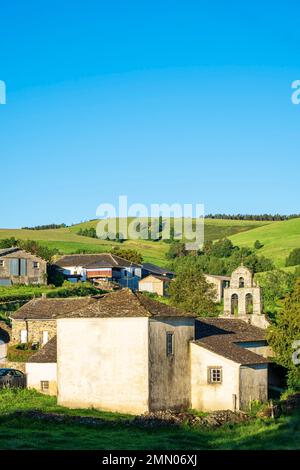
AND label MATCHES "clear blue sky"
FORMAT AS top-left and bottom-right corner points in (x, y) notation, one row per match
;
(0, 0), (300, 227)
